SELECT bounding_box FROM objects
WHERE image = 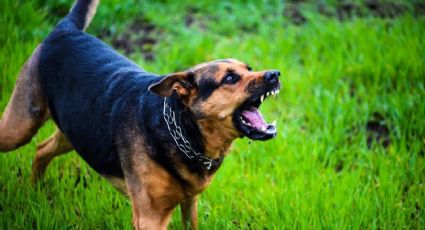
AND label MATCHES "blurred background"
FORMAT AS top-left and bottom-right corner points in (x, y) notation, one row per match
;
(0, 0), (424, 229)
